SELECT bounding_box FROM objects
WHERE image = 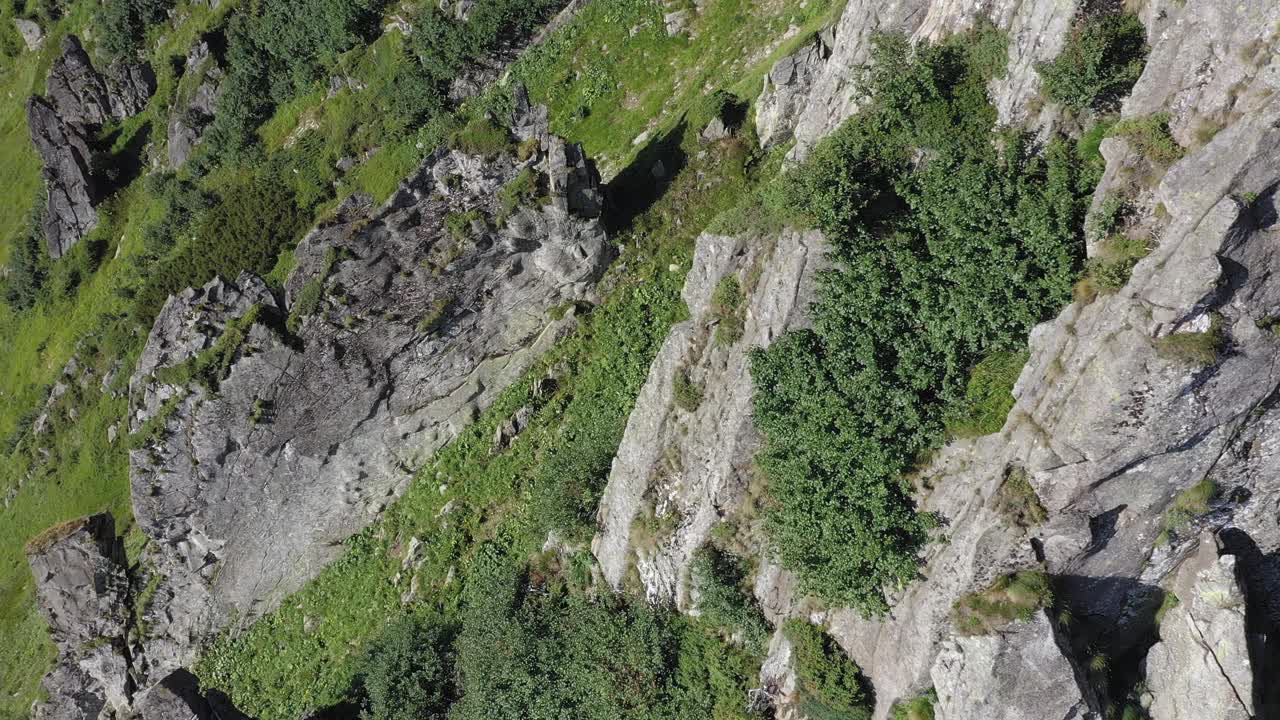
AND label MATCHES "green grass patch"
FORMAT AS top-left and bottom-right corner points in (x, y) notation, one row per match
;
(1154, 317), (1225, 367)
(945, 351), (1028, 438)
(952, 571), (1054, 636)
(785, 619), (873, 720)
(1156, 479), (1217, 545)
(1110, 113), (1185, 167)
(891, 690), (937, 720)
(993, 466), (1047, 528)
